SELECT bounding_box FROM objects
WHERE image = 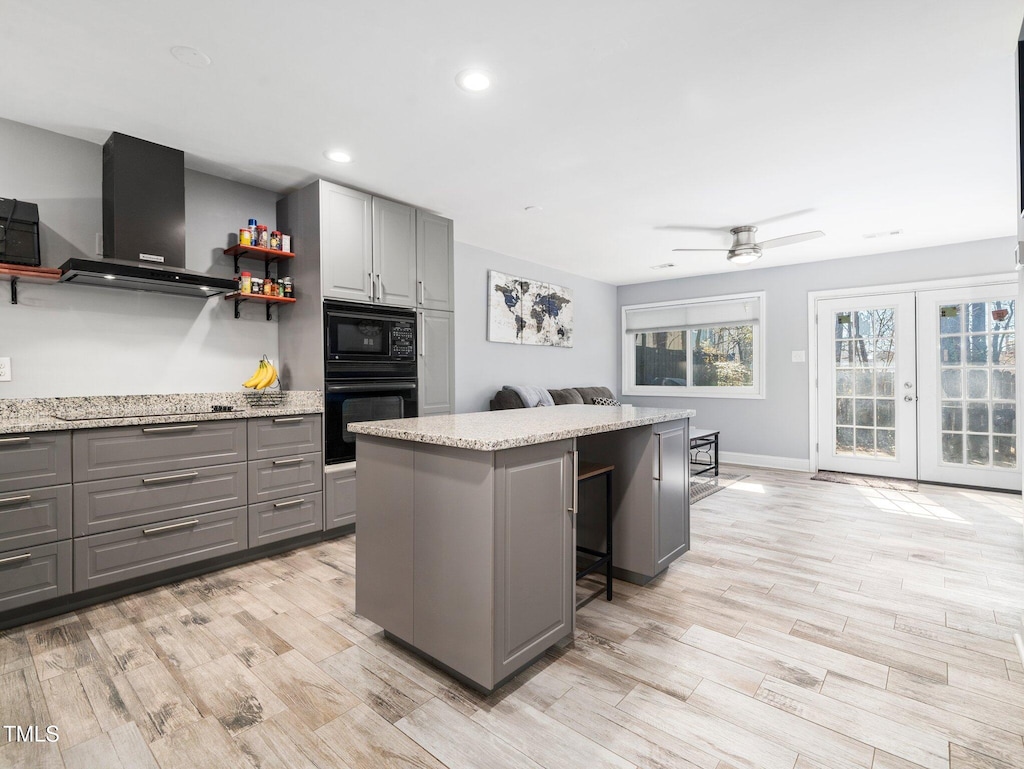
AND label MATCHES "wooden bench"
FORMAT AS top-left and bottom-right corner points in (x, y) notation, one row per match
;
(690, 428), (719, 478)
